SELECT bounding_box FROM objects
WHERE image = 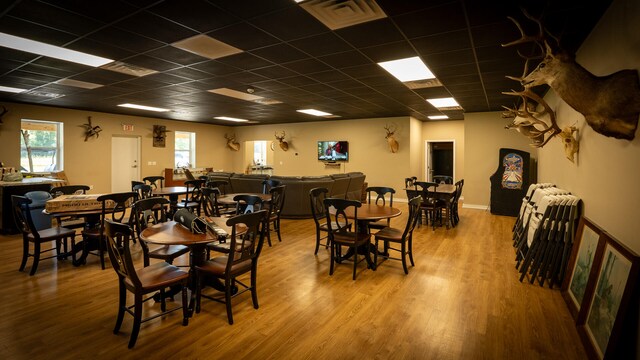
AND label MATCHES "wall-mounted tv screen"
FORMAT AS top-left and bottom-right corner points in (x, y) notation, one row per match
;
(318, 141), (349, 161)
